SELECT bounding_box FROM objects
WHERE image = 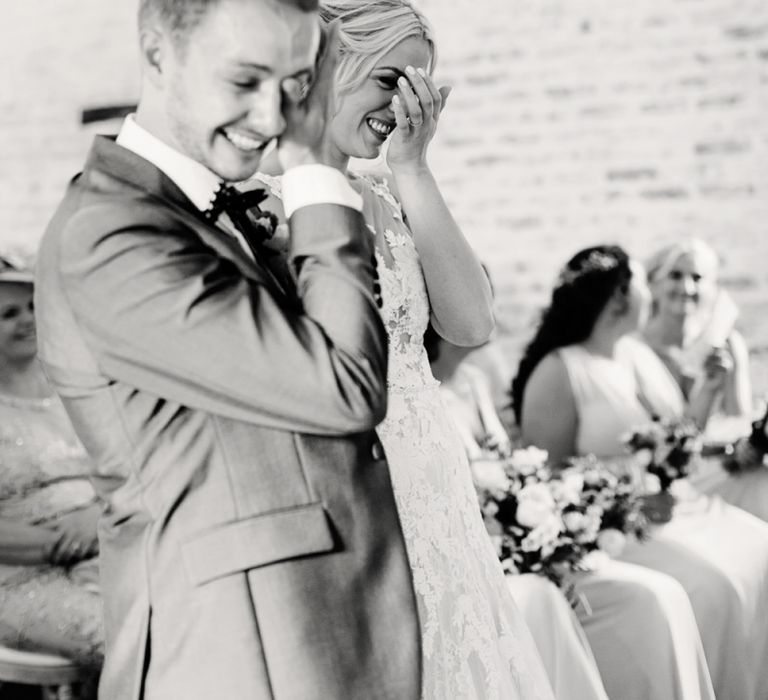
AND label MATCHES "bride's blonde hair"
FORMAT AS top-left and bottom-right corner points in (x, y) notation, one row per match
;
(320, 0), (437, 95)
